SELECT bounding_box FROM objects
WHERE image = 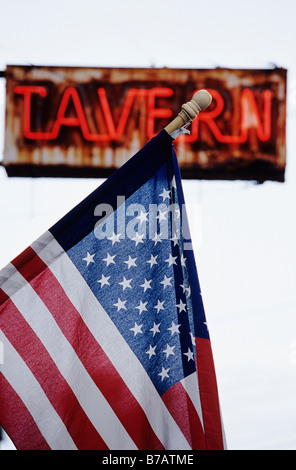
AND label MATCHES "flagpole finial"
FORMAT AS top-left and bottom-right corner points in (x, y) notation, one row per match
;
(191, 89), (212, 111)
(164, 89), (212, 136)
